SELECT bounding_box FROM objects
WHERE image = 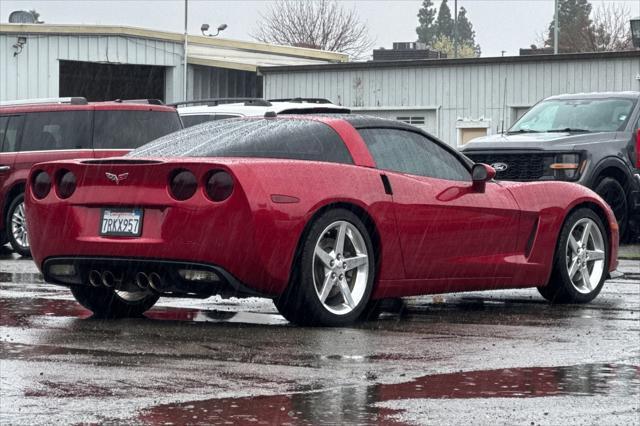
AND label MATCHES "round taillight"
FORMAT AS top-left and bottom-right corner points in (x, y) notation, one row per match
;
(169, 169), (197, 200)
(32, 170), (51, 200)
(205, 170), (234, 202)
(56, 169), (77, 199)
